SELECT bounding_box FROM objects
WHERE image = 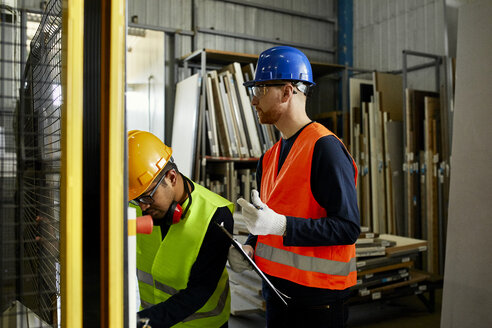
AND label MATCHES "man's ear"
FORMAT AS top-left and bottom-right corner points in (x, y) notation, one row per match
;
(167, 169), (178, 187)
(281, 84), (294, 102)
